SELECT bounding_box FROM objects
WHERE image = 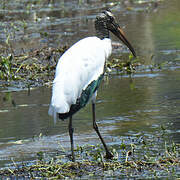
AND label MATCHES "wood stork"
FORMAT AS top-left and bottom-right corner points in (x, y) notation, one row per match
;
(48, 10), (136, 161)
